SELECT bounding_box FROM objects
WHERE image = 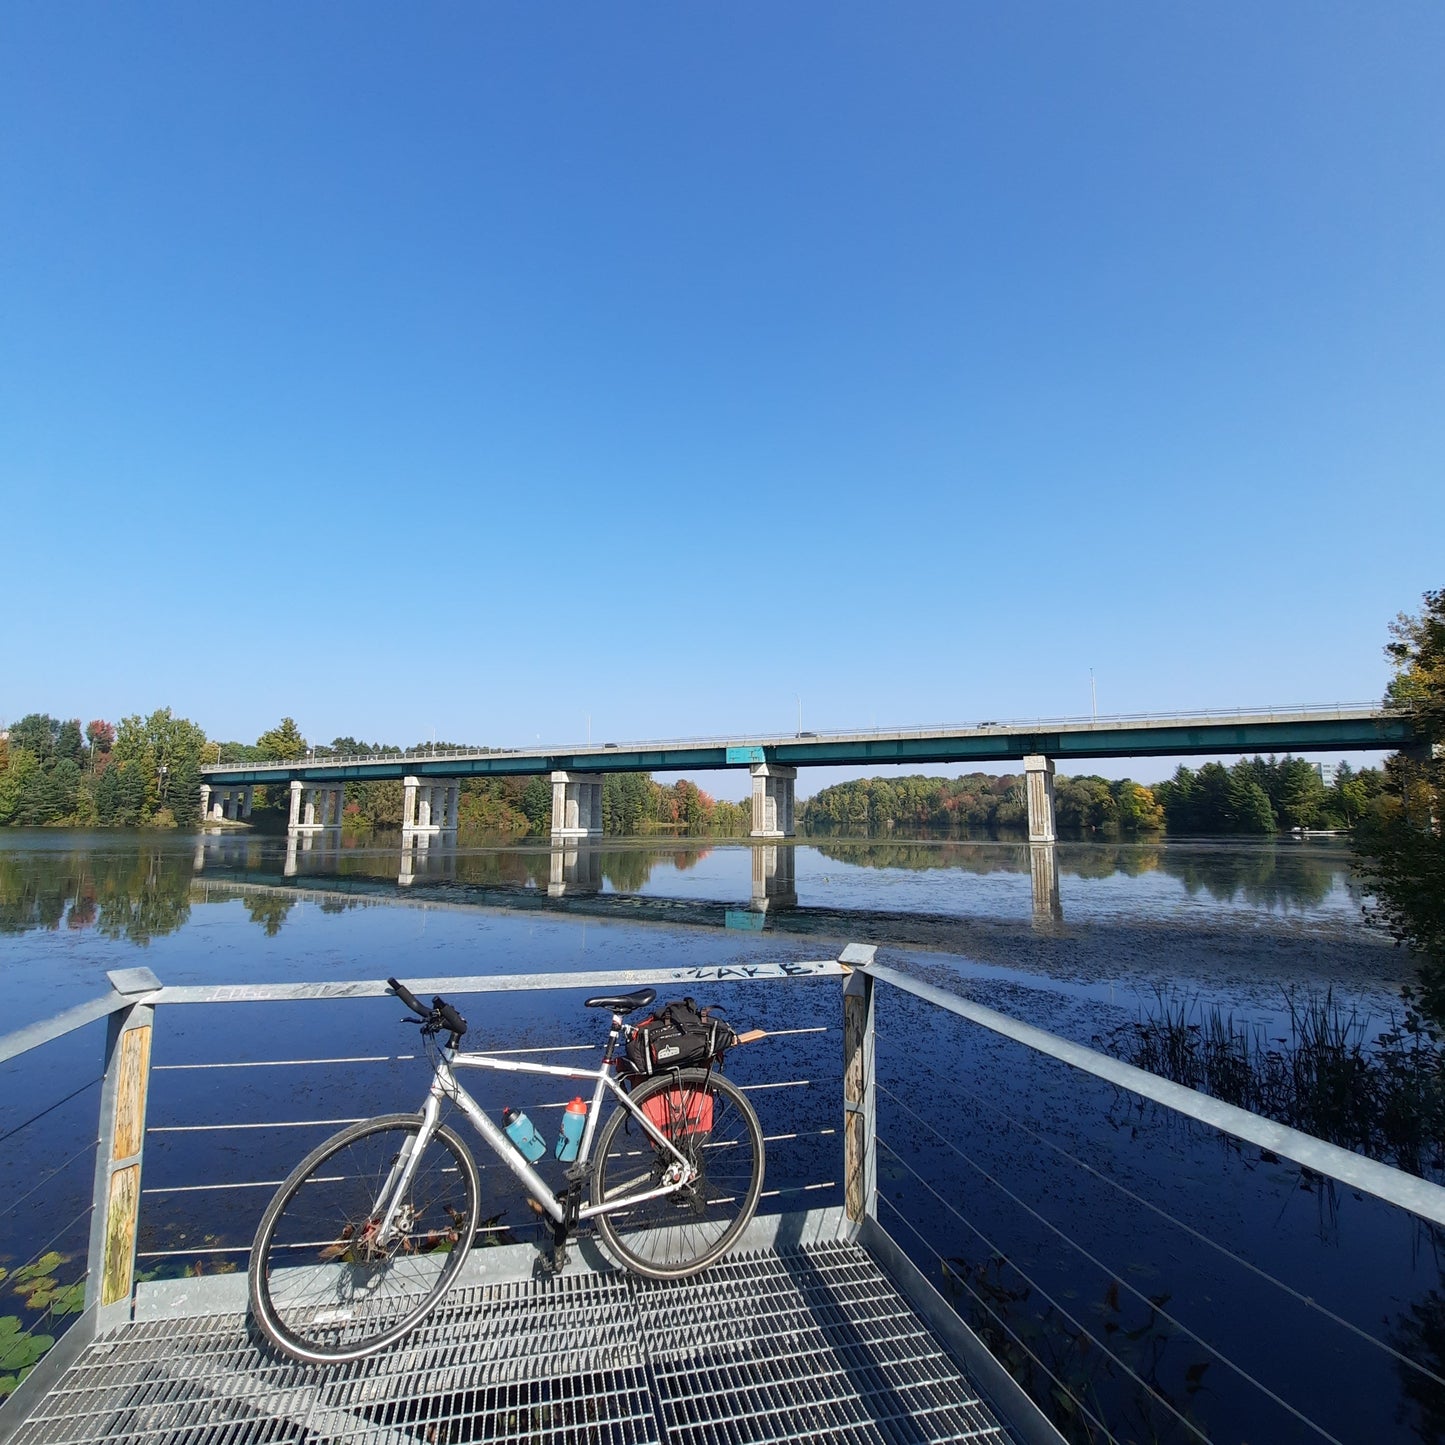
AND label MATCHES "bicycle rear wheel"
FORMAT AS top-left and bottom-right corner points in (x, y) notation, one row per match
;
(592, 1068), (764, 1279)
(248, 1113), (480, 1363)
